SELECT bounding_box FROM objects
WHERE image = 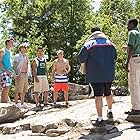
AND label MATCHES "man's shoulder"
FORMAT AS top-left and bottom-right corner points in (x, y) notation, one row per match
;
(14, 53), (21, 61)
(84, 39), (96, 49)
(0, 47), (5, 53)
(14, 53), (21, 58)
(53, 59), (58, 64)
(129, 29), (139, 35)
(63, 58), (69, 63)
